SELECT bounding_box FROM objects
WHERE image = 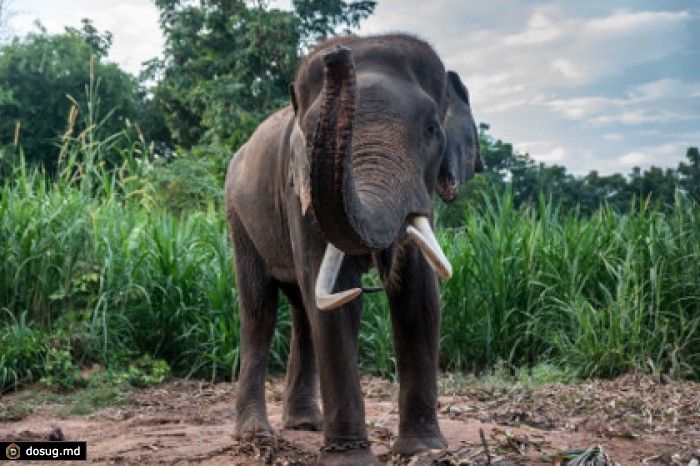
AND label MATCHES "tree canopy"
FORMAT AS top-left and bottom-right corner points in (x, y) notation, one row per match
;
(0, 1), (696, 218)
(437, 123), (699, 227)
(0, 21), (139, 171)
(146, 0), (376, 150)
